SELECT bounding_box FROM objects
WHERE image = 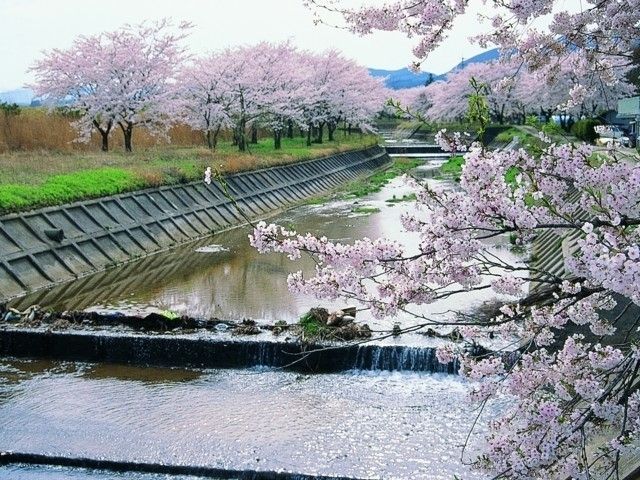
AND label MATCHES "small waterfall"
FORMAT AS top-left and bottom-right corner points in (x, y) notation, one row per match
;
(0, 329), (459, 374)
(352, 345), (458, 373)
